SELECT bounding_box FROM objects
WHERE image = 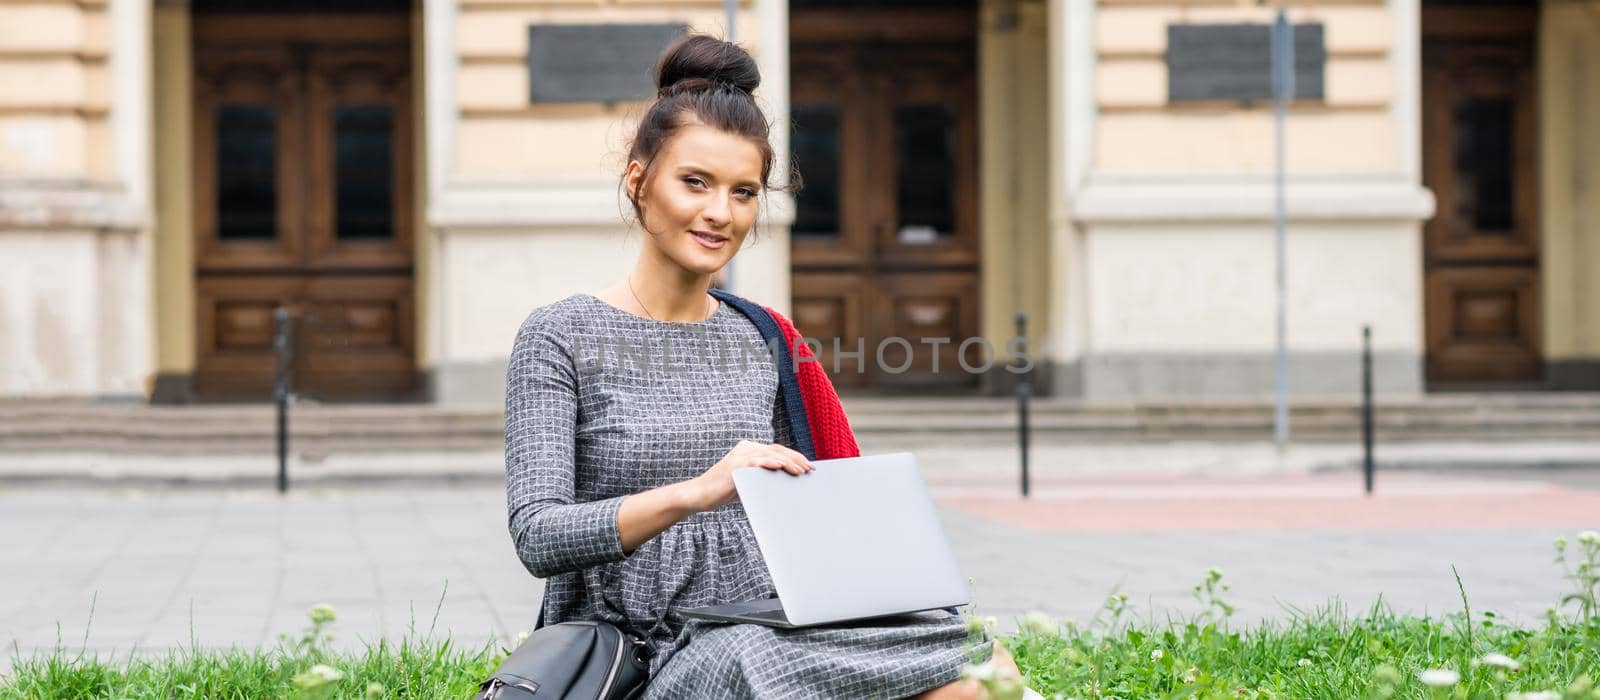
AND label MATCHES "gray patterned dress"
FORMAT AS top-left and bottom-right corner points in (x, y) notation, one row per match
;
(504, 293), (992, 699)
